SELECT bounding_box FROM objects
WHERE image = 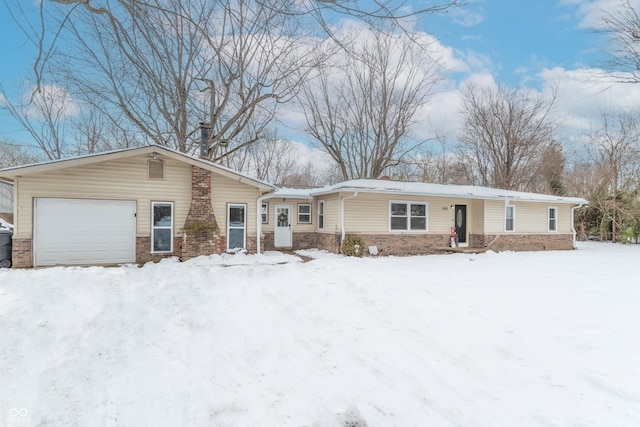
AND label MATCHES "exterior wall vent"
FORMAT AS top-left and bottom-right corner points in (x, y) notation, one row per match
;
(148, 159), (165, 179)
